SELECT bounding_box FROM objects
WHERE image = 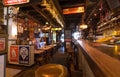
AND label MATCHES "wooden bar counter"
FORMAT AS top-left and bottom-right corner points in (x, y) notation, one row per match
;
(77, 40), (120, 77)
